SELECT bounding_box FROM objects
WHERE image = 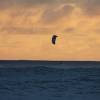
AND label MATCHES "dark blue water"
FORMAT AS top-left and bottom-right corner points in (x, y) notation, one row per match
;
(0, 61), (100, 100)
